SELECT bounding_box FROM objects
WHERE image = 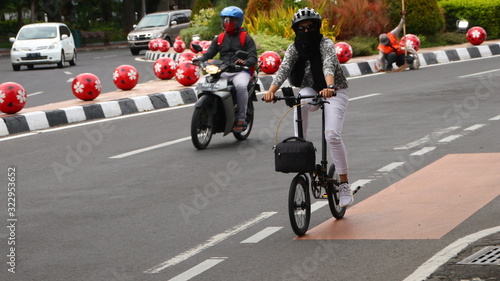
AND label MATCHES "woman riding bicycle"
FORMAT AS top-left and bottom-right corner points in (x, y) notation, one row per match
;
(263, 7), (353, 207)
